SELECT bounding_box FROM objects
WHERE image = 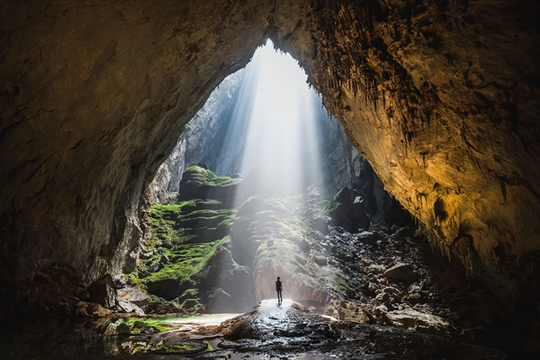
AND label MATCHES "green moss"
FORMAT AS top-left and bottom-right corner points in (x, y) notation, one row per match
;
(155, 343), (196, 352)
(141, 236), (230, 284)
(152, 340), (208, 355)
(323, 189), (344, 213)
(119, 317), (173, 334)
(184, 164), (235, 187)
